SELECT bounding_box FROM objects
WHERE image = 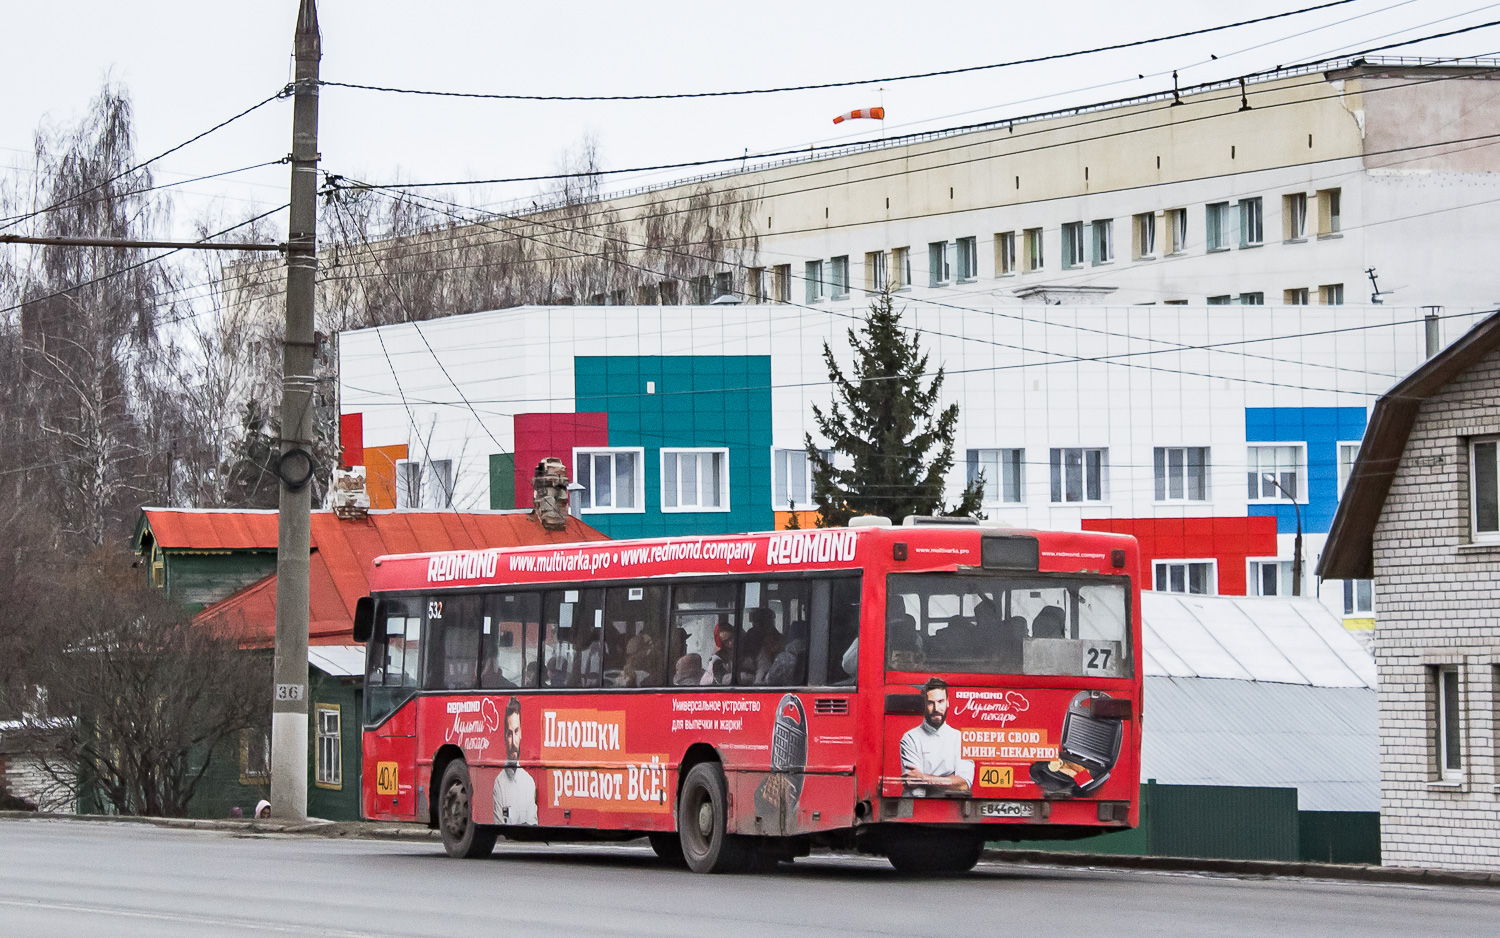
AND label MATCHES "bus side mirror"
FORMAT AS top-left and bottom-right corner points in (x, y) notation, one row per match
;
(353, 596), (375, 643)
